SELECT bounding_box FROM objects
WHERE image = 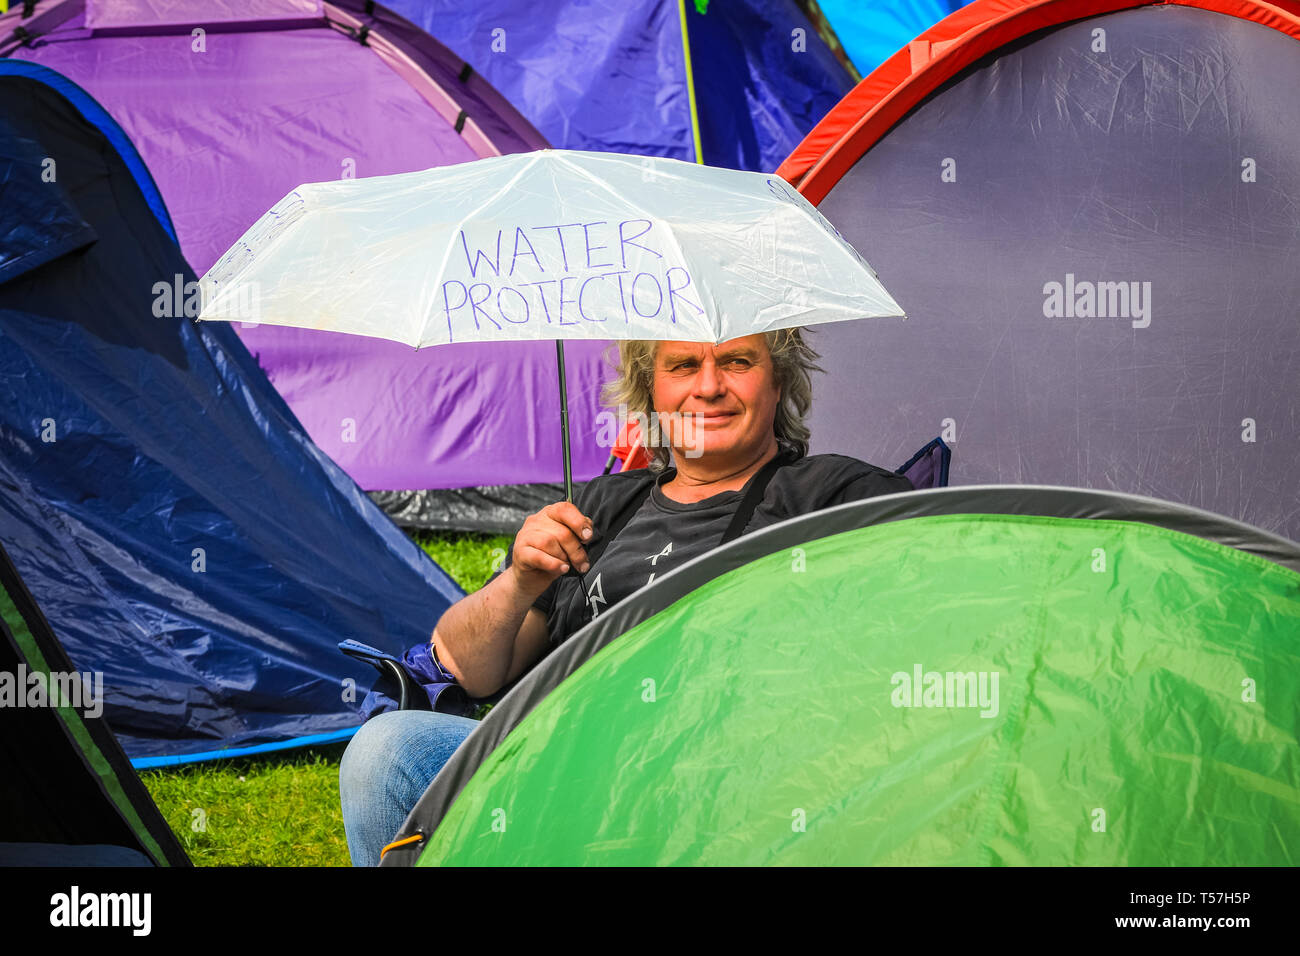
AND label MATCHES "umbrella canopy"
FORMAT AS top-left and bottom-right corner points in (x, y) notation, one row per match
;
(199, 149), (904, 348)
